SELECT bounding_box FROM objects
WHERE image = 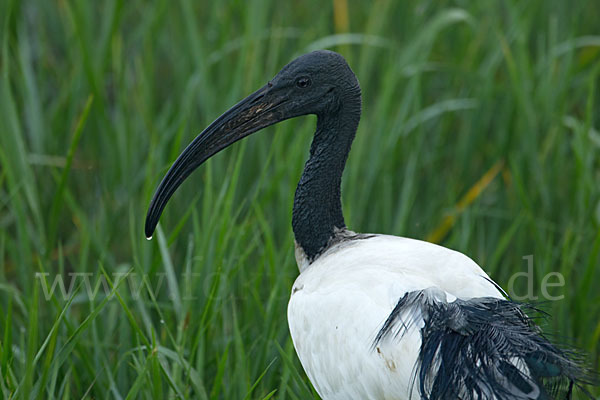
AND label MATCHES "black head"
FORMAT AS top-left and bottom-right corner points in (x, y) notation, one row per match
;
(268, 50), (360, 117)
(144, 50), (360, 238)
